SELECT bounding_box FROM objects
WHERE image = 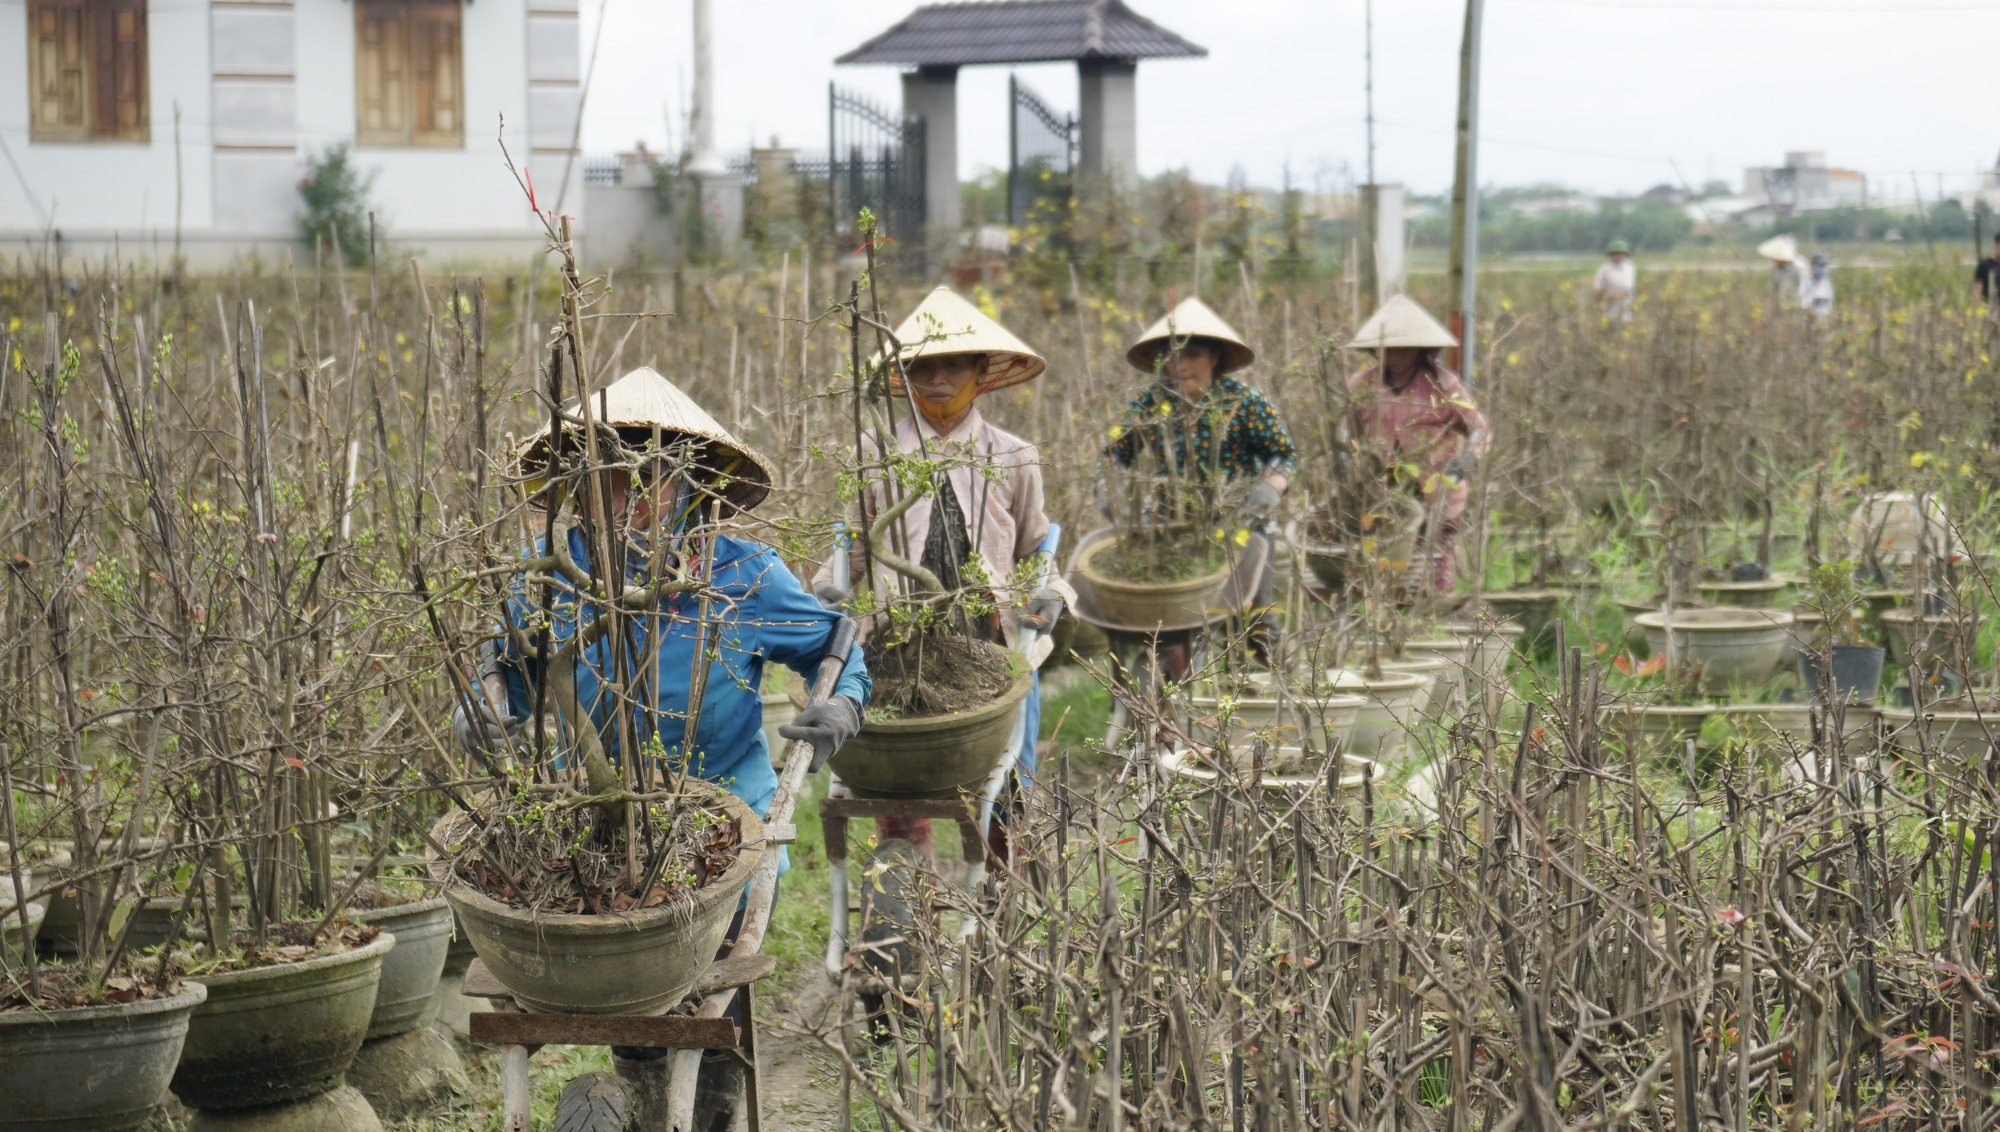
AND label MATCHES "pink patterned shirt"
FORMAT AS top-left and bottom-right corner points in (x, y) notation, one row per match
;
(1344, 365), (1490, 524)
